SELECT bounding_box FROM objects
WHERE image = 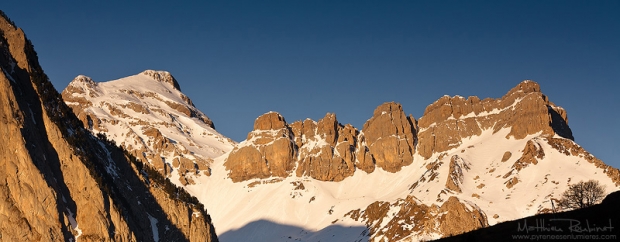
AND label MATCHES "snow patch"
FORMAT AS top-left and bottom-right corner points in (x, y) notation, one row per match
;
(65, 208), (83, 241)
(2, 69), (16, 83)
(147, 213), (159, 242)
(96, 140), (119, 179)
